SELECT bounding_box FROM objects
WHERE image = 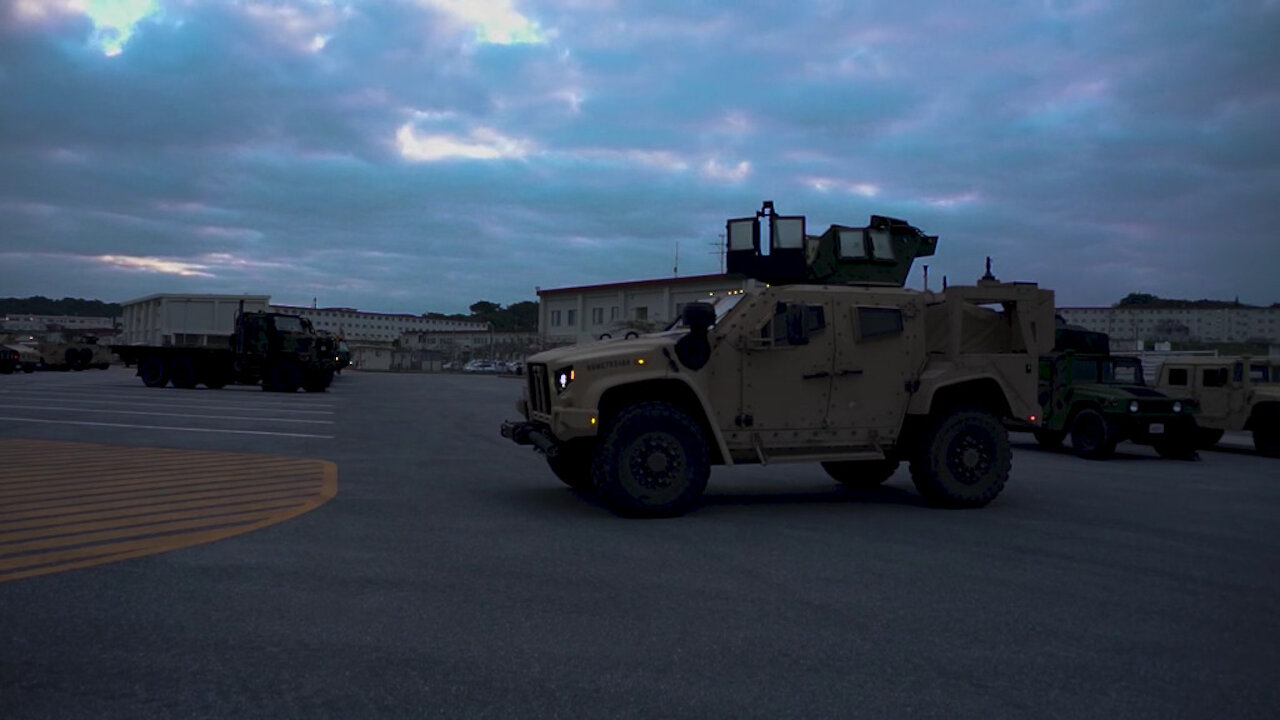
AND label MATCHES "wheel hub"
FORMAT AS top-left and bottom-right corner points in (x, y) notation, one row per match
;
(948, 432), (992, 486)
(628, 433), (683, 490)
